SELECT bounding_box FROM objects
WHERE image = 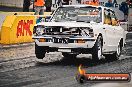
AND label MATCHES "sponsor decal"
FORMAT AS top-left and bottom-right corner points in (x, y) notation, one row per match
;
(16, 20), (33, 38)
(76, 65), (131, 83)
